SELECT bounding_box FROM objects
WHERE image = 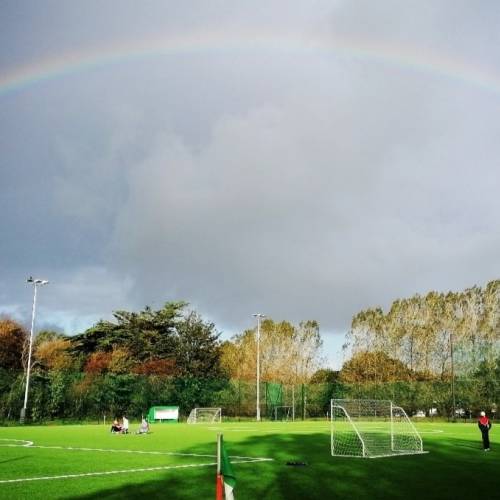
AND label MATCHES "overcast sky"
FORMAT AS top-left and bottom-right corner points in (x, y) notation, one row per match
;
(1, 1), (500, 368)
